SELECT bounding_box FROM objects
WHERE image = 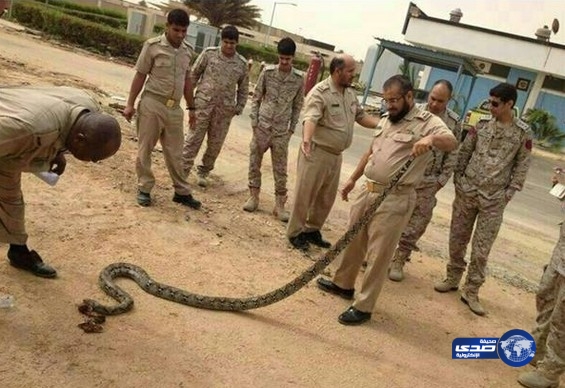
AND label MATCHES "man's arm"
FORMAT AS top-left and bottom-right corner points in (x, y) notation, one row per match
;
(356, 114), (380, 129)
(507, 132), (533, 197)
(300, 91), (324, 158)
(190, 51), (207, 87)
(184, 72), (196, 127)
(289, 81), (304, 133)
(341, 142), (373, 201)
(436, 121), (463, 187)
(249, 70), (266, 128)
(235, 66), (250, 115)
(122, 71), (147, 122)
